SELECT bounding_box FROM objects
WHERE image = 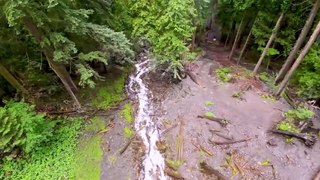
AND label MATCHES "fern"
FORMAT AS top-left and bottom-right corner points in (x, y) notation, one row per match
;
(0, 101), (55, 155)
